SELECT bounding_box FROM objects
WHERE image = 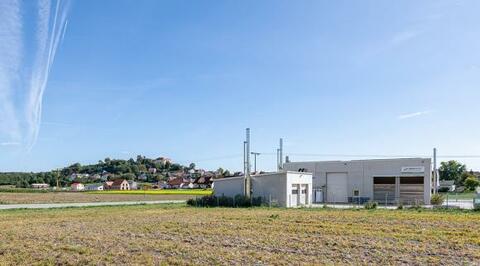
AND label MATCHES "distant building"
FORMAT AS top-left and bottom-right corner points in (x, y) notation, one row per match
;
(128, 180), (138, 190)
(167, 177), (193, 189)
(31, 183), (50, 189)
(86, 184), (104, 191)
(110, 179), (130, 190)
(438, 180), (456, 192)
(148, 168), (157, 174)
(103, 181), (114, 189)
(193, 176), (213, 189)
(154, 157), (172, 165)
(138, 173), (148, 181)
(71, 183), (85, 191)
